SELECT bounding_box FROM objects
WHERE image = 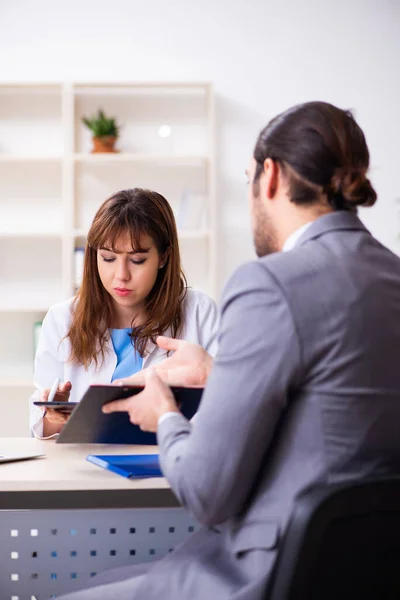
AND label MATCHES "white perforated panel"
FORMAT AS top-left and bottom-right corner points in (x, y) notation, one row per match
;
(0, 507), (197, 599)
